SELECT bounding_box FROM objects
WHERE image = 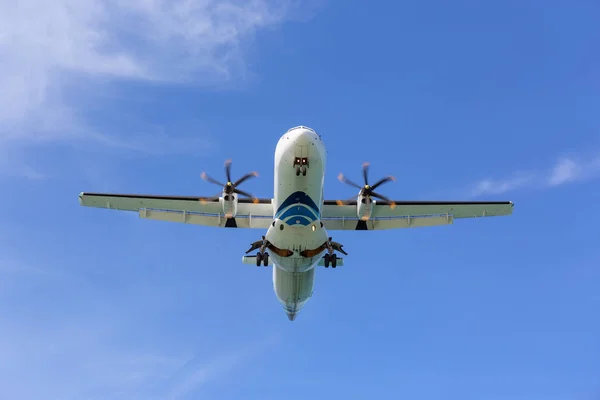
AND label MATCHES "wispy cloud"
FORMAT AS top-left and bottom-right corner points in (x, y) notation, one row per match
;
(0, 0), (307, 176)
(167, 333), (279, 400)
(470, 153), (600, 196)
(471, 173), (535, 197)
